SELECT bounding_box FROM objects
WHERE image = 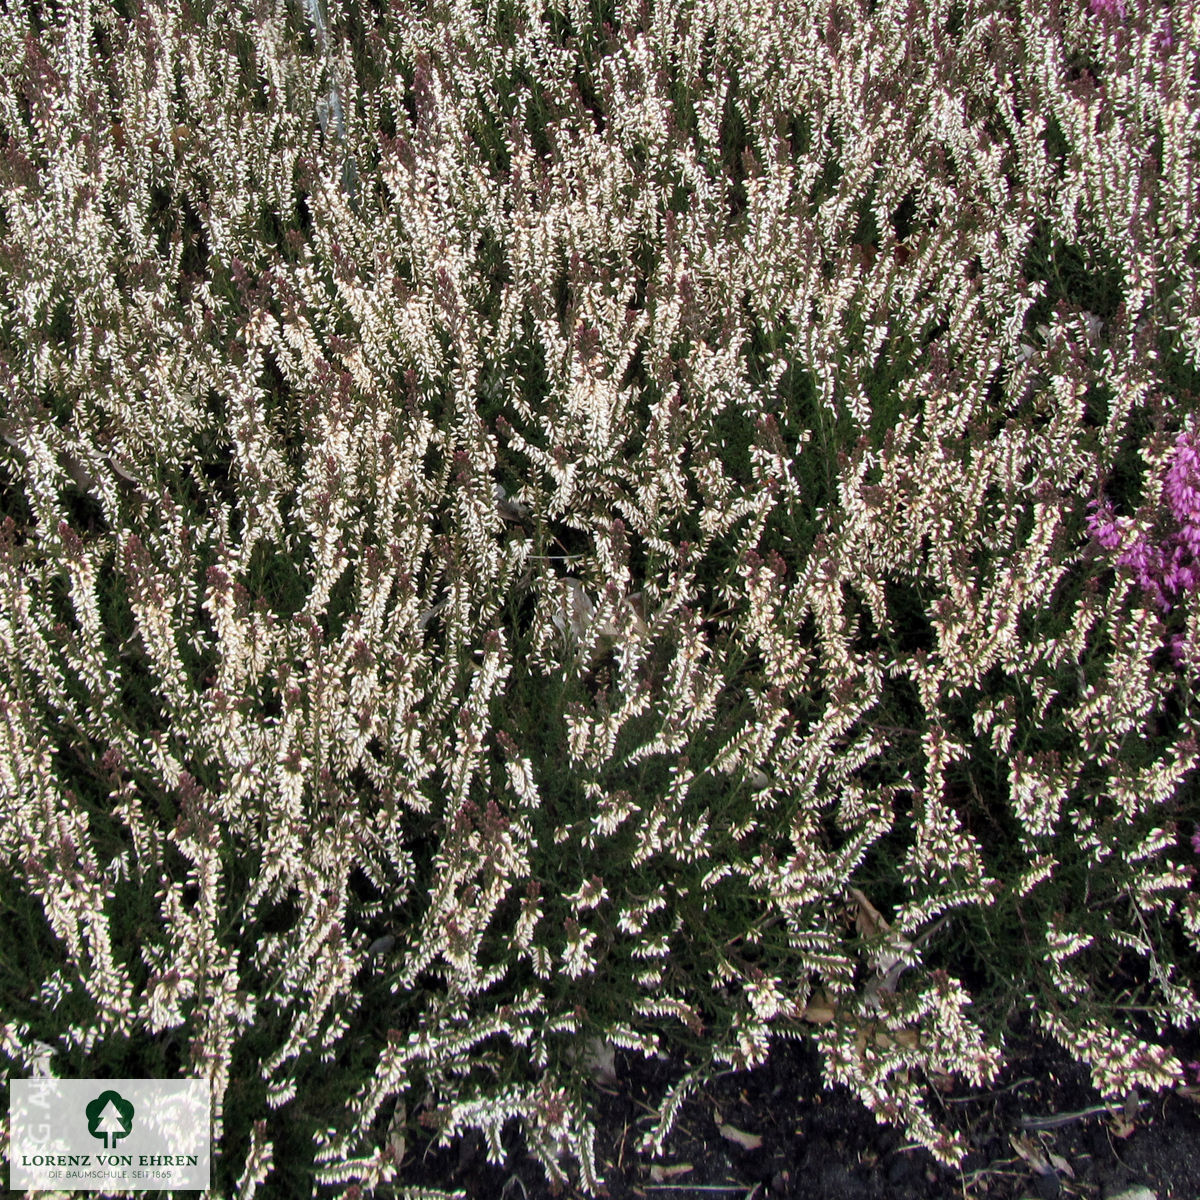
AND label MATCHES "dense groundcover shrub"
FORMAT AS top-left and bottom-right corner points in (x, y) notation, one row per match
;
(1, 0), (1198, 1192)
